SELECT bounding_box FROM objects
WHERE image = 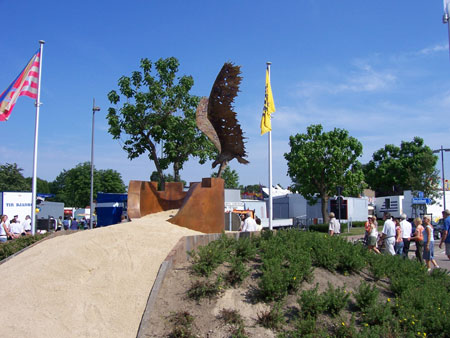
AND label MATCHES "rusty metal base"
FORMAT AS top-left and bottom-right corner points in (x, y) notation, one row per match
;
(168, 178), (224, 234)
(127, 180), (187, 219)
(127, 178), (225, 234)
